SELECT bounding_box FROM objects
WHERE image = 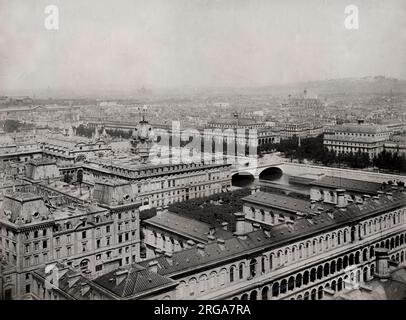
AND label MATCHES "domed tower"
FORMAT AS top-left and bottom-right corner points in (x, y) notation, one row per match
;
(130, 113), (155, 163)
